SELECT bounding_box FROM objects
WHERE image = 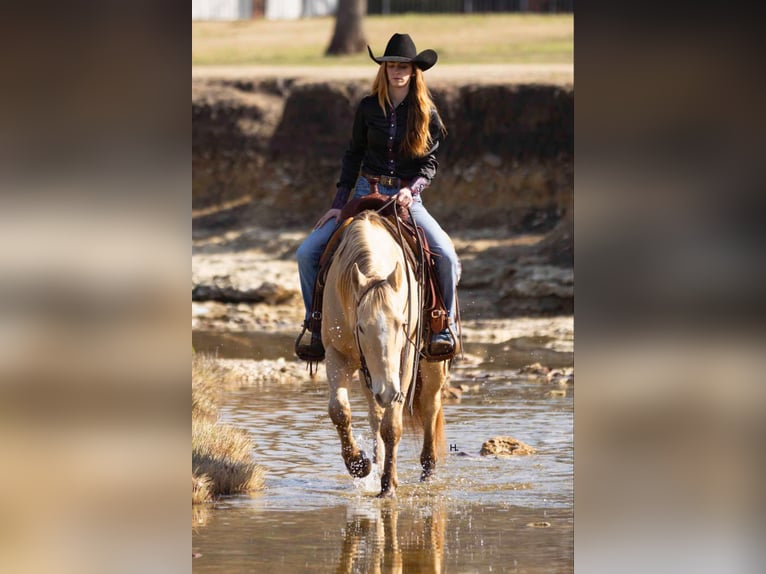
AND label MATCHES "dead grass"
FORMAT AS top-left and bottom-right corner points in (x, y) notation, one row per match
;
(193, 14), (573, 66)
(192, 473), (213, 505)
(192, 354), (221, 422)
(192, 353), (265, 503)
(192, 352), (244, 421)
(192, 419), (266, 498)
